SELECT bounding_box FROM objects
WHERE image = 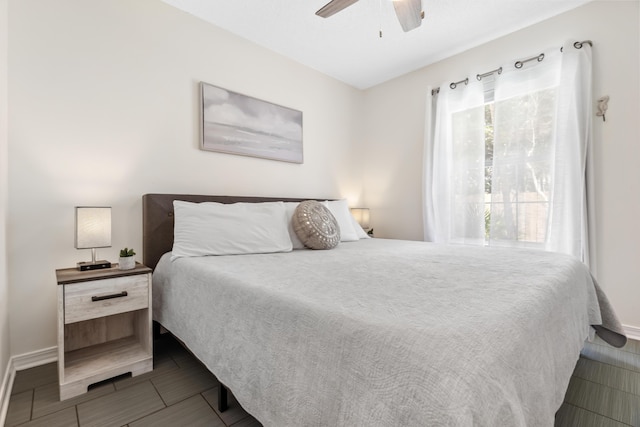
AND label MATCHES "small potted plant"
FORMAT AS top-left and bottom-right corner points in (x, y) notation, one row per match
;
(118, 247), (136, 270)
